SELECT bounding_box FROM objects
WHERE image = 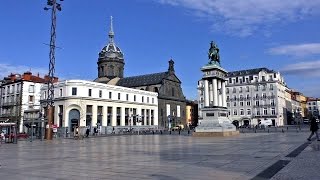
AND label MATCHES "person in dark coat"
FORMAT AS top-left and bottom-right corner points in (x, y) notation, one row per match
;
(307, 117), (320, 141)
(85, 128), (90, 138)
